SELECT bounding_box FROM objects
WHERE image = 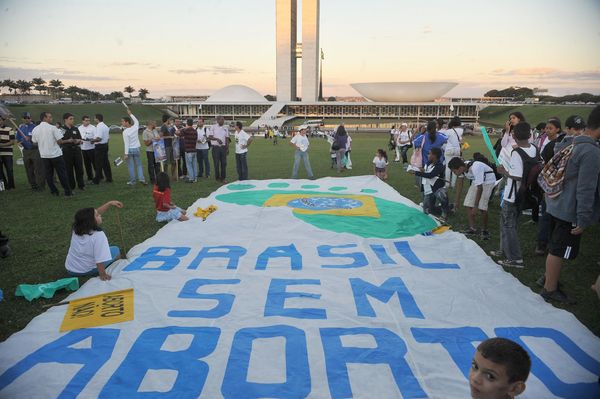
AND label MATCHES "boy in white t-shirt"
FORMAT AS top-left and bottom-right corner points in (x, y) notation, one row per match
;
(449, 155), (497, 240)
(492, 122), (537, 268)
(234, 121), (252, 180)
(65, 200), (123, 280)
(290, 125), (314, 179)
